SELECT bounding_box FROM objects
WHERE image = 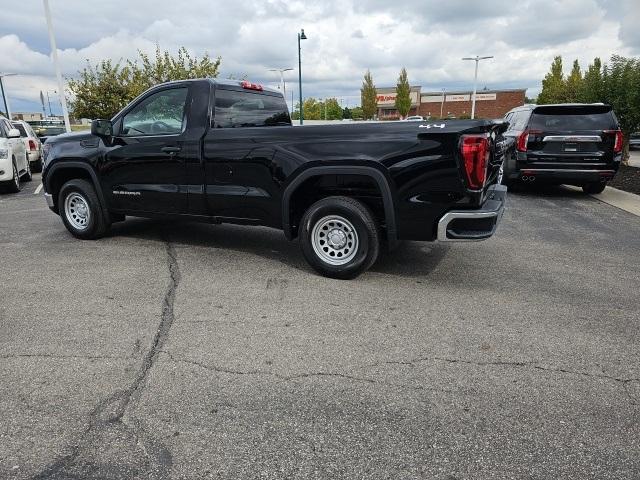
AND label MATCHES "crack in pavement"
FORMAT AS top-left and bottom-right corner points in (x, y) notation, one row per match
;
(0, 353), (123, 361)
(161, 352), (640, 405)
(32, 239), (181, 480)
